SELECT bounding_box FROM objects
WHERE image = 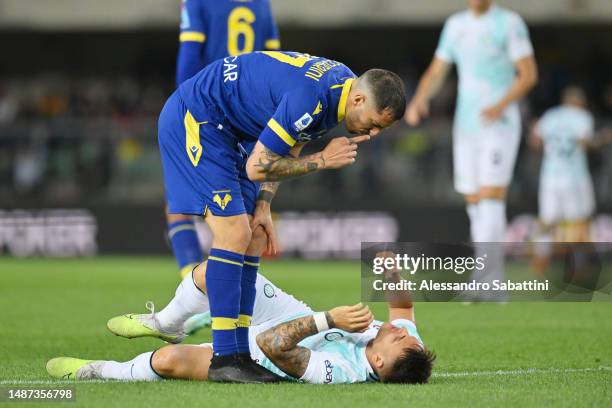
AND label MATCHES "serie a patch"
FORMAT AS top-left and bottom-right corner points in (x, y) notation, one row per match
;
(293, 113), (313, 132)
